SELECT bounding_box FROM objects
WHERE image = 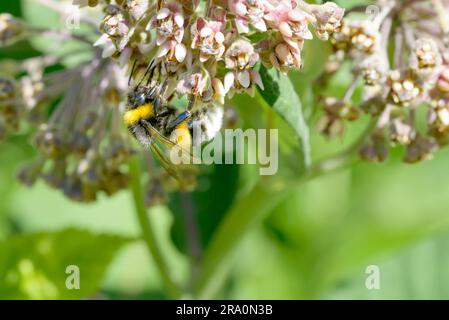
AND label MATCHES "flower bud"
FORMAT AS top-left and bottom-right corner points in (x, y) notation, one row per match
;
(410, 38), (442, 73)
(388, 71), (421, 107)
(403, 135), (437, 164)
(17, 159), (45, 187)
(34, 125), (67, 158)
(310, 2), (345, 41)
(359, 131), (388, 162)
(390, 117), (415, 145)
(0, 77), (17, 102)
